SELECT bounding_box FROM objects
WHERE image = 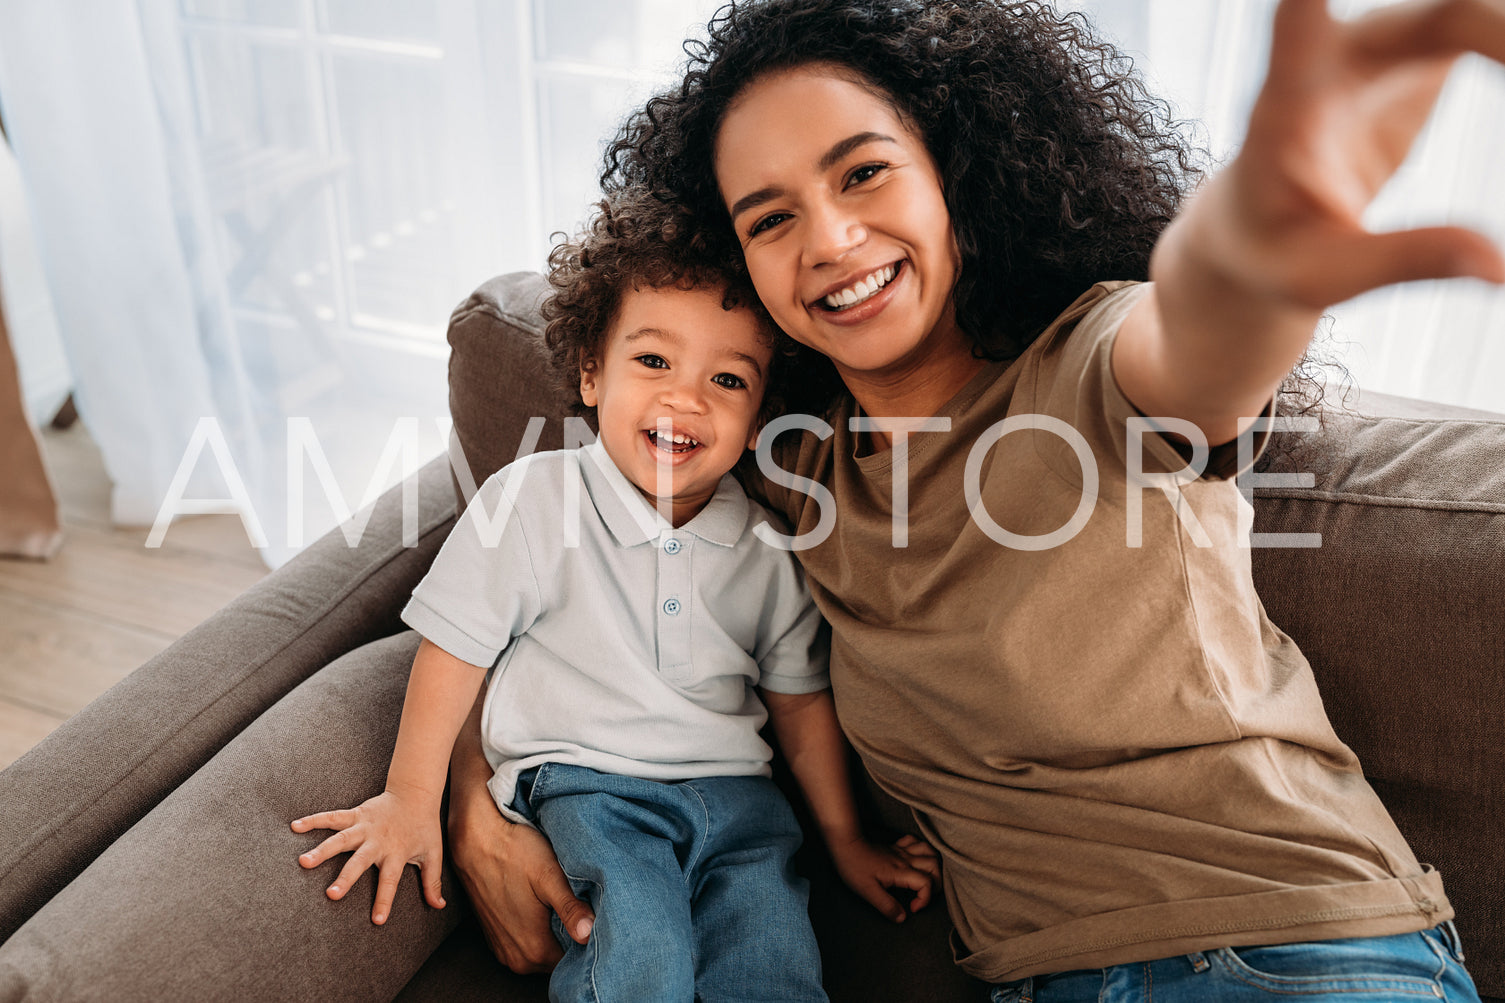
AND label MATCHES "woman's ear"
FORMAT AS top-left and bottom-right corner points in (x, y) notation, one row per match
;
(579, 358), (599, 407)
